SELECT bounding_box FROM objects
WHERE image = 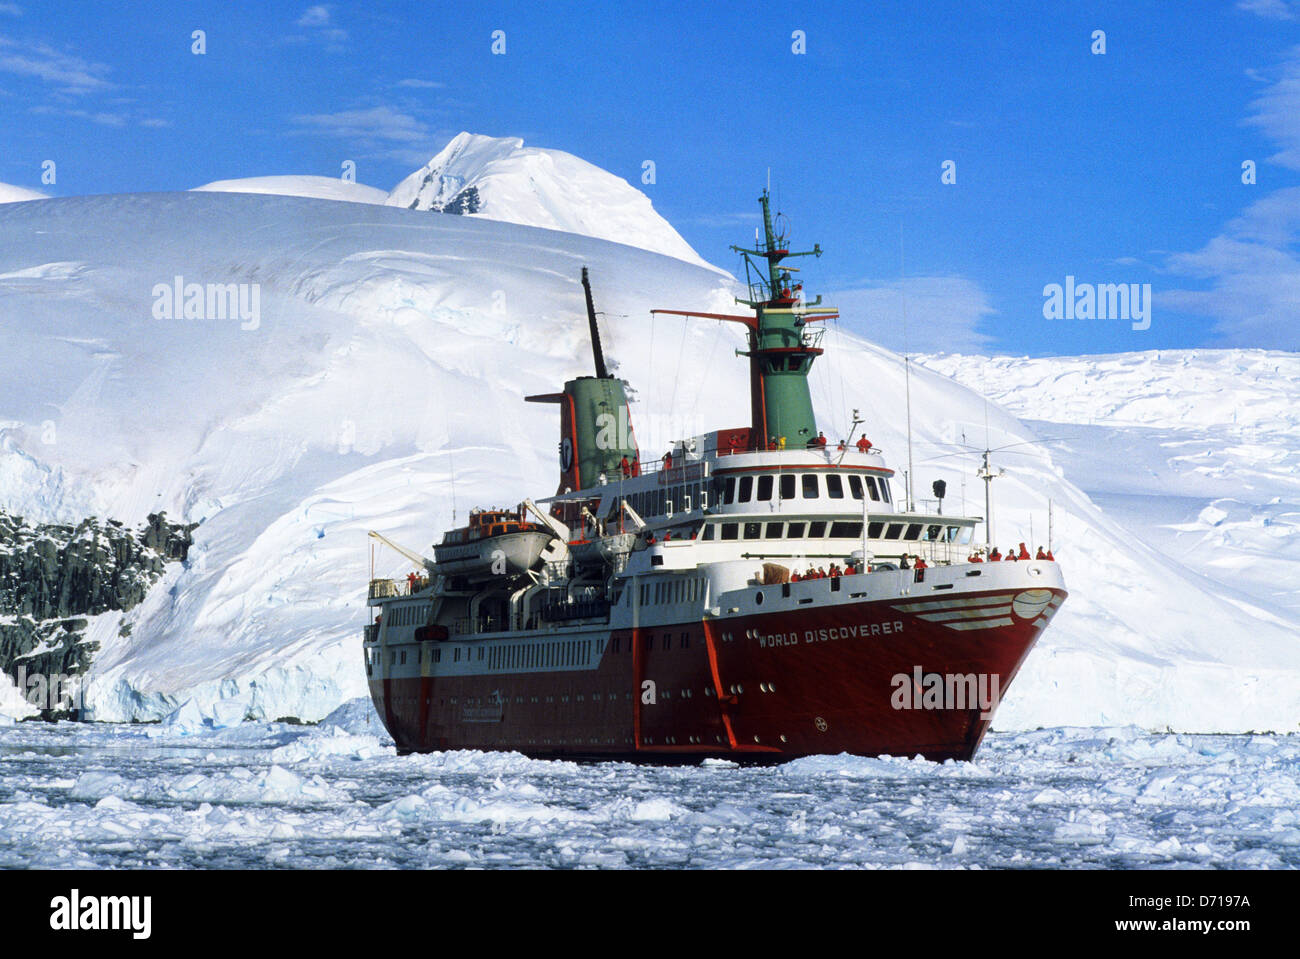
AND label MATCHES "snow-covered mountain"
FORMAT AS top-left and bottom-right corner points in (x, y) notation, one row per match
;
(193, 175), (388, 206)
(0, 183), (48, 204)
(919, 350), (1300, 620)
(386, 132), (713, 269)
(0, 184), (1297, 734)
